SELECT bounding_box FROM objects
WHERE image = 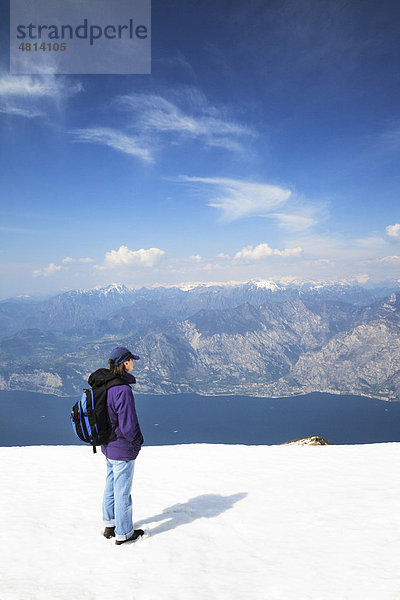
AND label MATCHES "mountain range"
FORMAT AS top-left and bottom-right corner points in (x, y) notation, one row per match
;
(0, 279), (399, 399)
